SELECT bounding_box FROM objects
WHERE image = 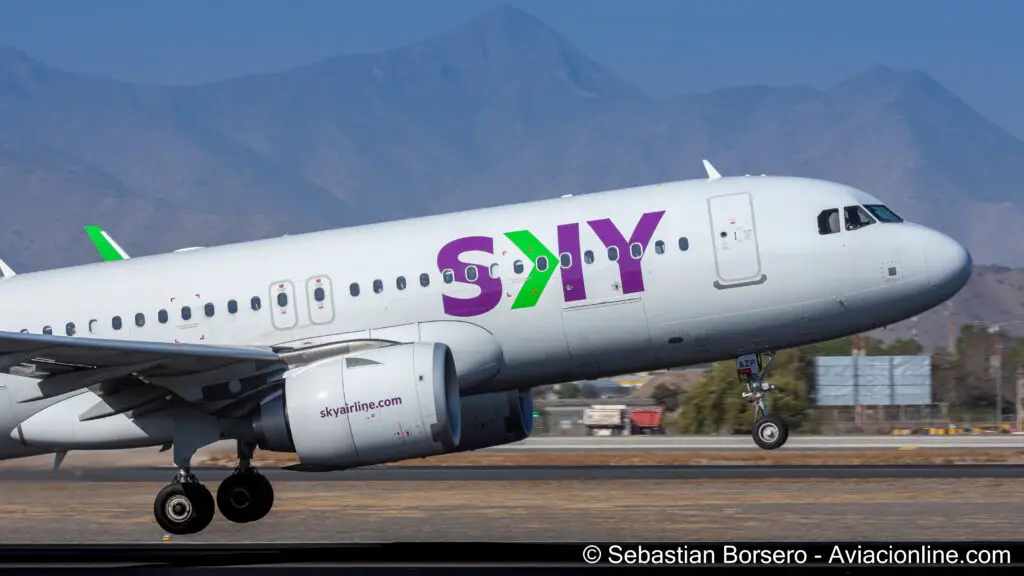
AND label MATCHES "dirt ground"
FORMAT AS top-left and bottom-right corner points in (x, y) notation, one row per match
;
(2, 445), (1022, 470)
(0, 478), (1019, 543)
